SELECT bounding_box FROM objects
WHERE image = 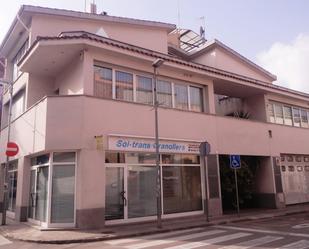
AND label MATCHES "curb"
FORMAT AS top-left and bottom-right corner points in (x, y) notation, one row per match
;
(2, 208), (309, 244)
